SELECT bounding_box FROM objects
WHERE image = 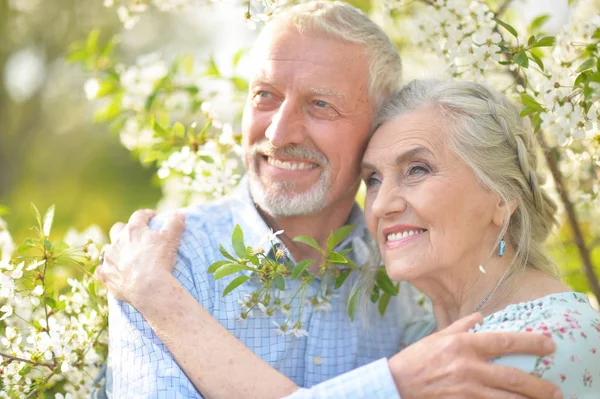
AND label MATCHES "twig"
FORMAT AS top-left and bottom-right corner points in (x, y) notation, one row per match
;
(0, 352), (55, 369)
